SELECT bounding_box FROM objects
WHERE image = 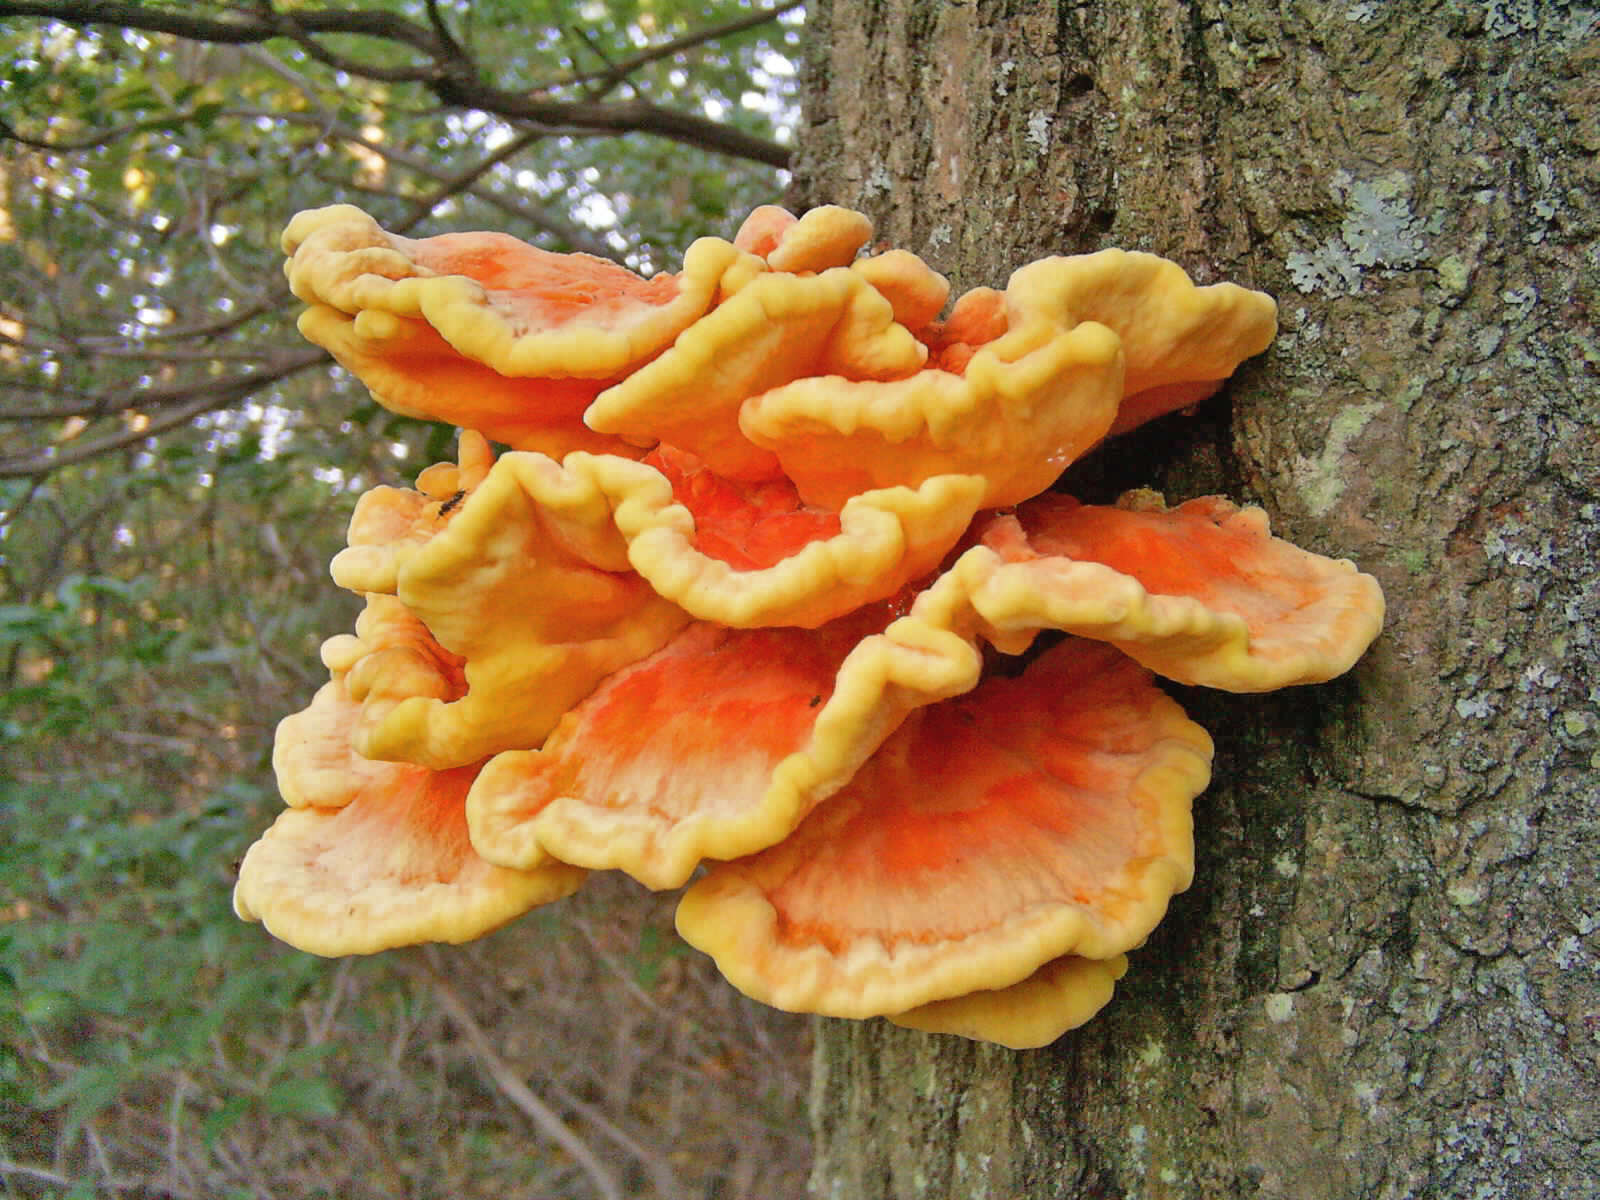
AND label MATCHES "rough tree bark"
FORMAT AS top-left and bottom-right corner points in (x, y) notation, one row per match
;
(788, 2), (1598, 1197)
